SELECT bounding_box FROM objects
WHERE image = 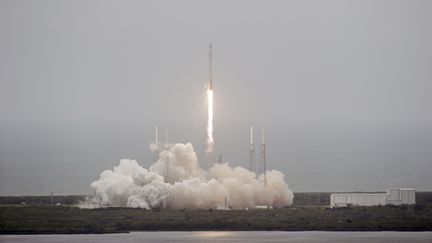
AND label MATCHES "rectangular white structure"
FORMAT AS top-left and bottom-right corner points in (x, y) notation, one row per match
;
(330, 188), (415, 208)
